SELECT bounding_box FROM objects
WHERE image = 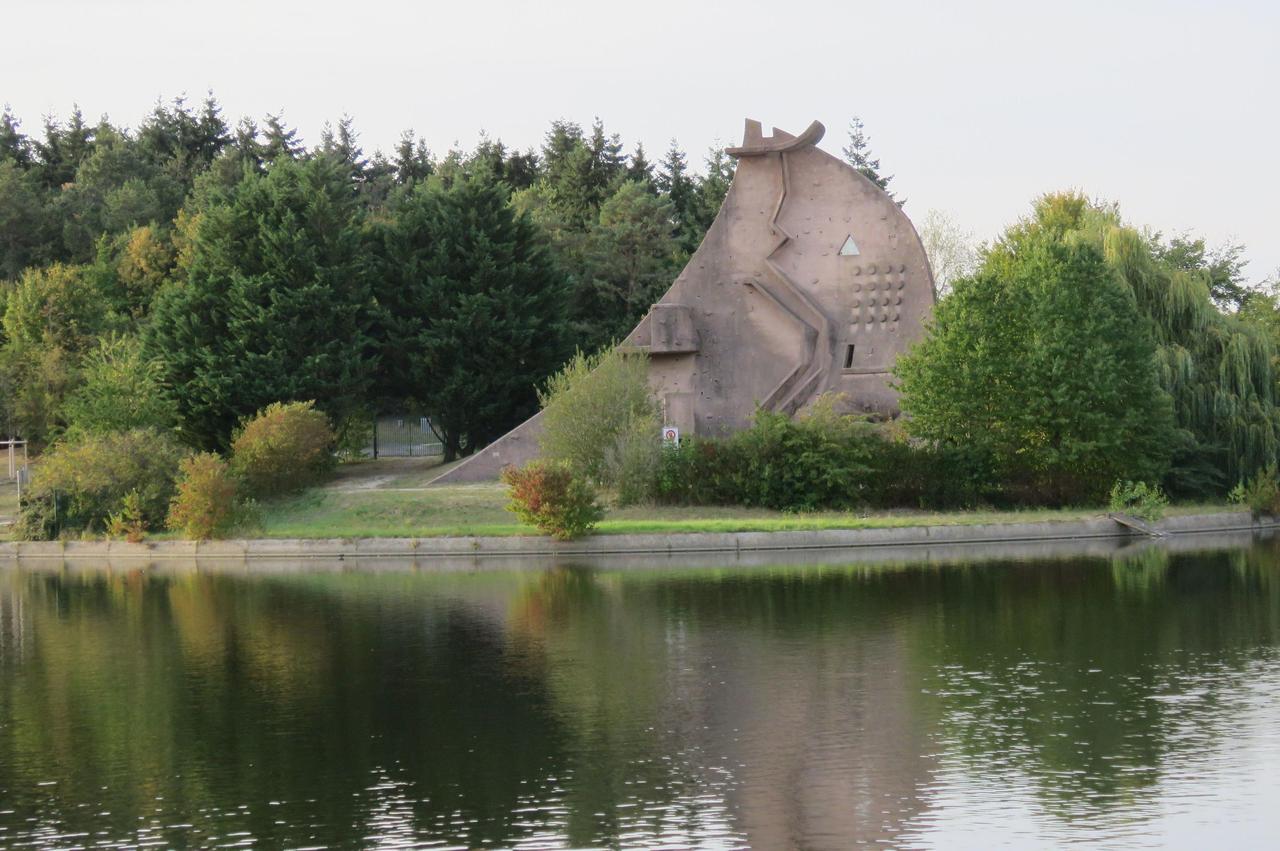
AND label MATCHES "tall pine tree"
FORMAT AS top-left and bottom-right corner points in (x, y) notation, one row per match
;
(842, 116), (895, 200)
